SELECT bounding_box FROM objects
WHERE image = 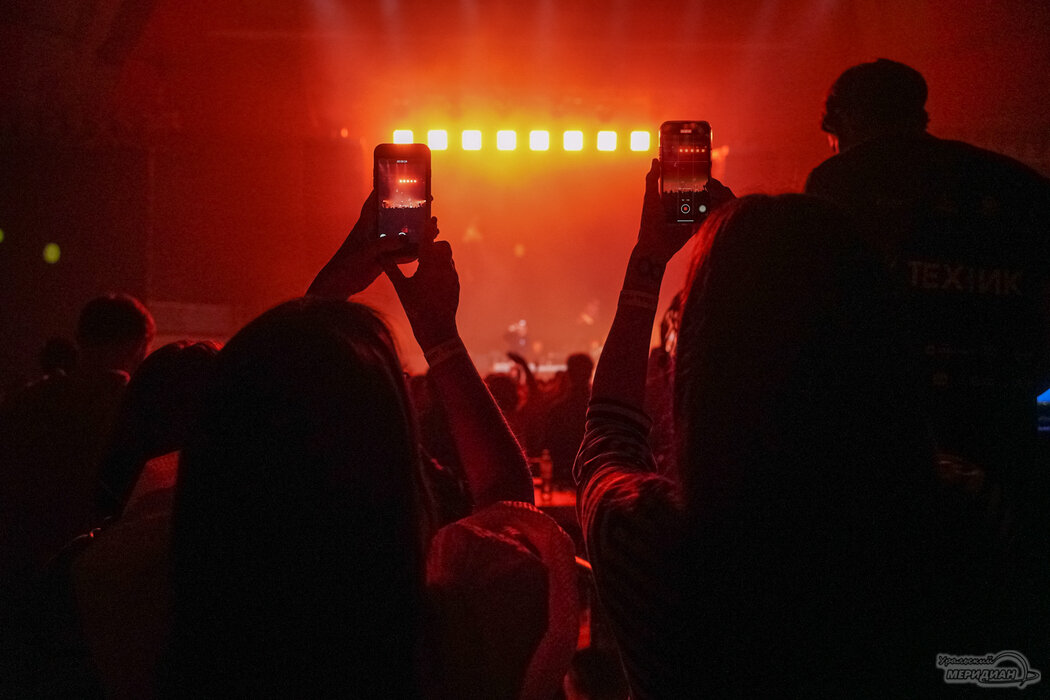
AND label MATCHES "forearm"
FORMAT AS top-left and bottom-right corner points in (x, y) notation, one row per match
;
(591, 247), (666, 411)
(424, 336), (535, 508)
